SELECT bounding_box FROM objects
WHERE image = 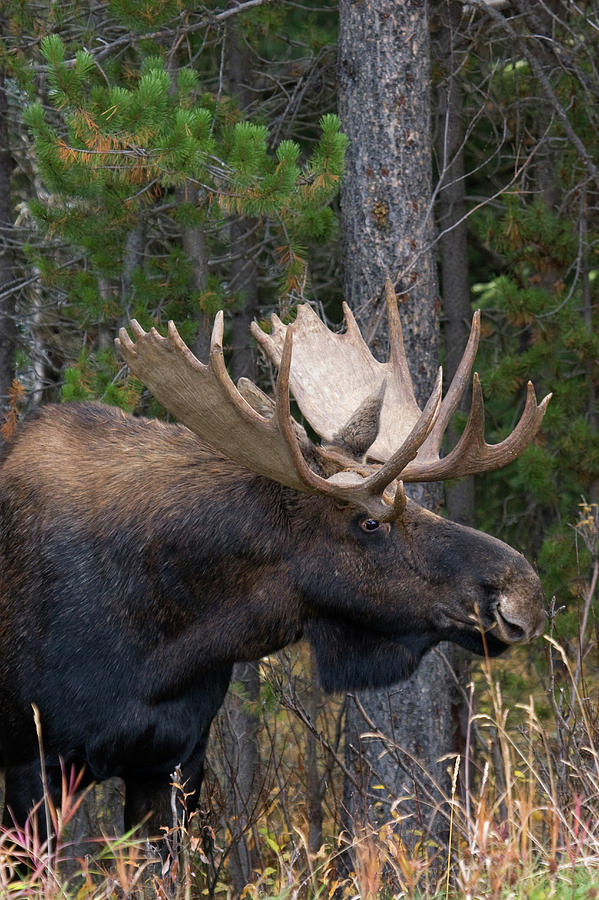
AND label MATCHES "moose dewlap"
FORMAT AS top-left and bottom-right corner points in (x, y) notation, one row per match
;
(0, 279), (548, 845)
